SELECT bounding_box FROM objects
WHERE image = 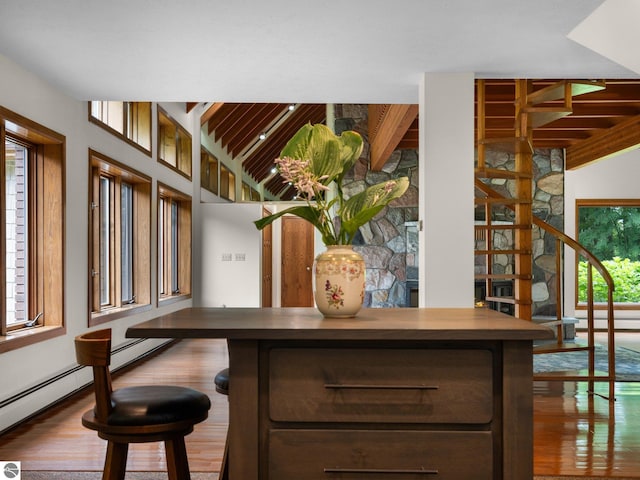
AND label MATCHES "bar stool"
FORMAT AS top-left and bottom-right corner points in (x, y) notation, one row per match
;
(214, 367), (229, 480)
(75, 328), (211, 480)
